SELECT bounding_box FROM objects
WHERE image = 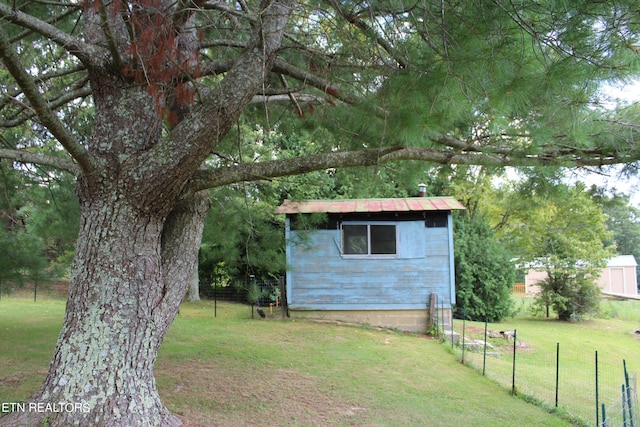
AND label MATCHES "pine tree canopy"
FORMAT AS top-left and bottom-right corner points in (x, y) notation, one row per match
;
(1, 0), (639, 184)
